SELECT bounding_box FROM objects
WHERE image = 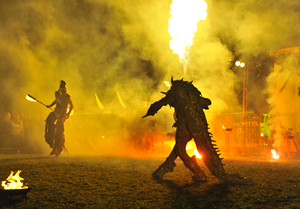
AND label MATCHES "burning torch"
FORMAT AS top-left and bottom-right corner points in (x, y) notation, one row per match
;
(26, 94), (54, 111)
